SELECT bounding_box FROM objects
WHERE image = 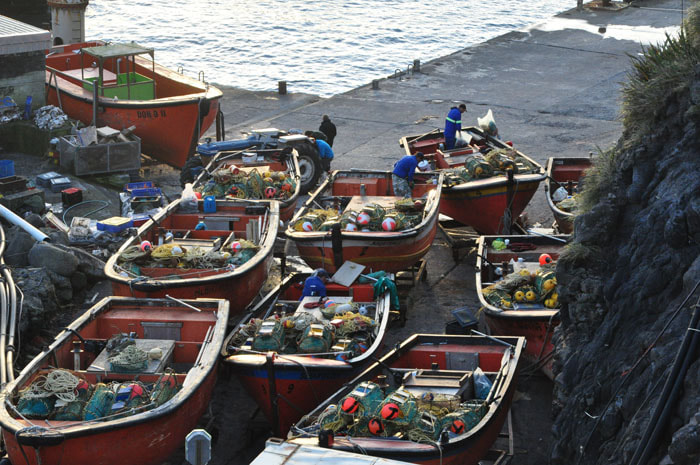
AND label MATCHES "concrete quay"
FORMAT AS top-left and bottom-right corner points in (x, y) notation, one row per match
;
(202, 2), (686, 465)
